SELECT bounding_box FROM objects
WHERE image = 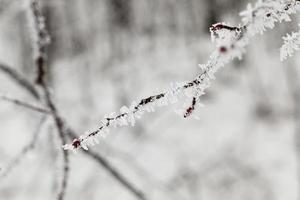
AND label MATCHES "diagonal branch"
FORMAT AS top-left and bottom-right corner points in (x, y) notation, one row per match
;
(27, 1), (148, 199)
(0, 116), (47, 179)
(0, 63), (40, 99)
(0, 93), (50, 114)
(64, 0), (300, 151)
(67, 129), (147, 200)
(28, 1), (69, 200)
(0, 61), (148, 200)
